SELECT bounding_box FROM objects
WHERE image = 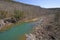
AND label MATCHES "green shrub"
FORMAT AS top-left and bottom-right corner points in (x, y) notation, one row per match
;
(0, 10), (7, 19)
(14, 10), (24, 20)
